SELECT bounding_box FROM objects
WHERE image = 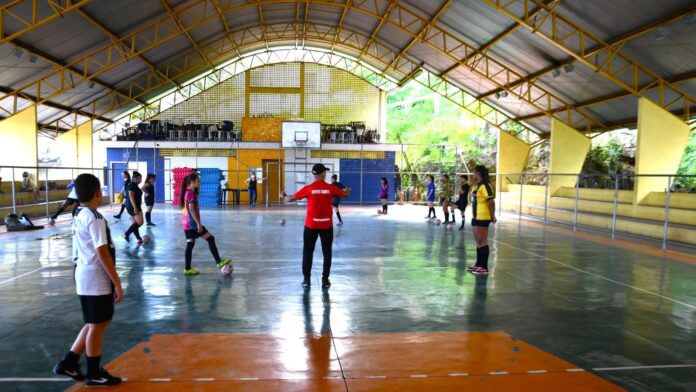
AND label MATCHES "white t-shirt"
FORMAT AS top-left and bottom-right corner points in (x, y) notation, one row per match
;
(68, 188), (77, 199)
(72, 208), (115, 296)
